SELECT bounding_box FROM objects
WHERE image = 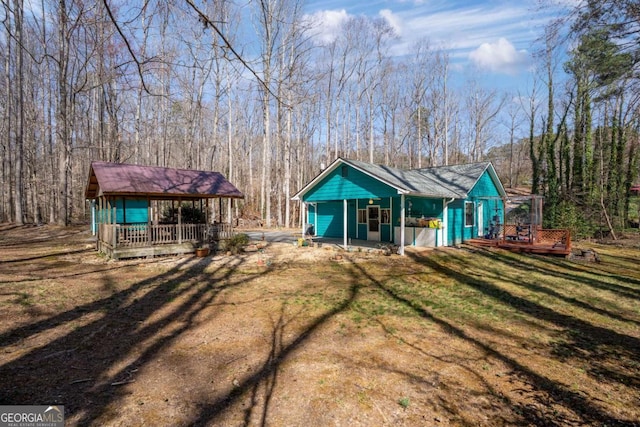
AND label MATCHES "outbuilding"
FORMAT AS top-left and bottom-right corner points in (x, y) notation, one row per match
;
(85, 161), (243, 259)
(292, 158), (506, 255)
